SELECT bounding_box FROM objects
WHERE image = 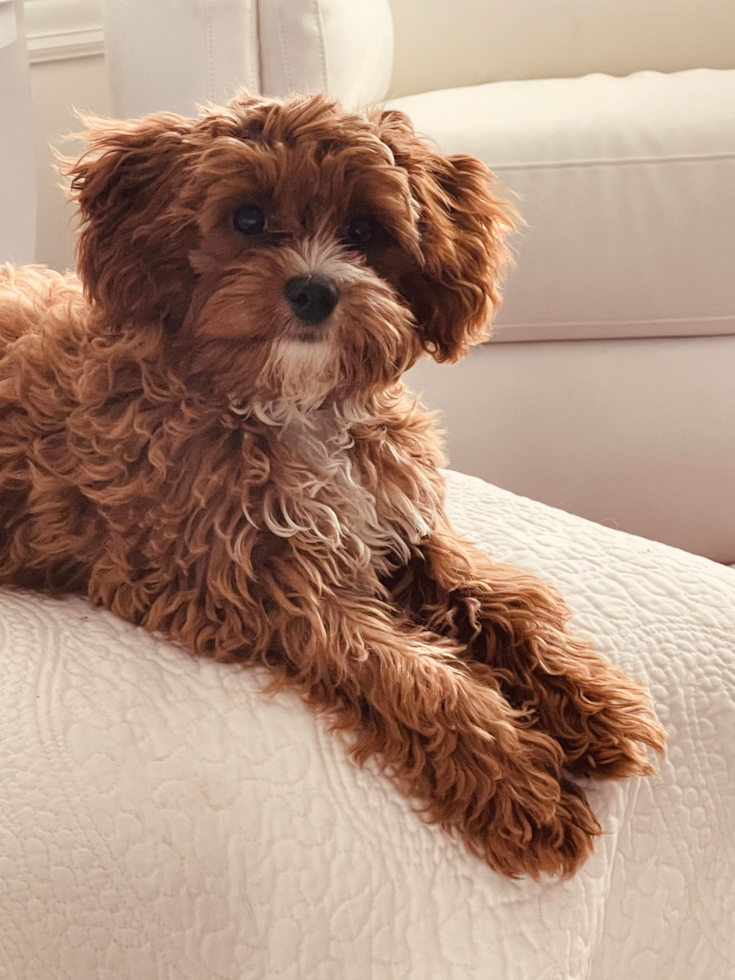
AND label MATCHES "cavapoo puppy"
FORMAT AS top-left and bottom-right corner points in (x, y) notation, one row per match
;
(0, 92), (664, 878)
